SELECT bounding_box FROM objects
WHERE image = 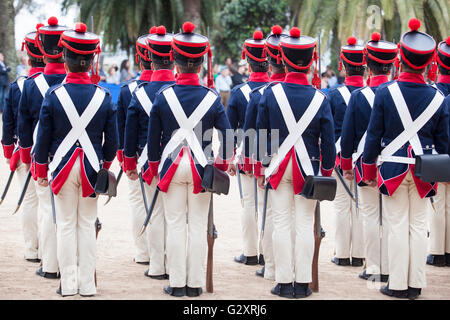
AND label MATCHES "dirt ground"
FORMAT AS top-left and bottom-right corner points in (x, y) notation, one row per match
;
(0, 124), (449, 300)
